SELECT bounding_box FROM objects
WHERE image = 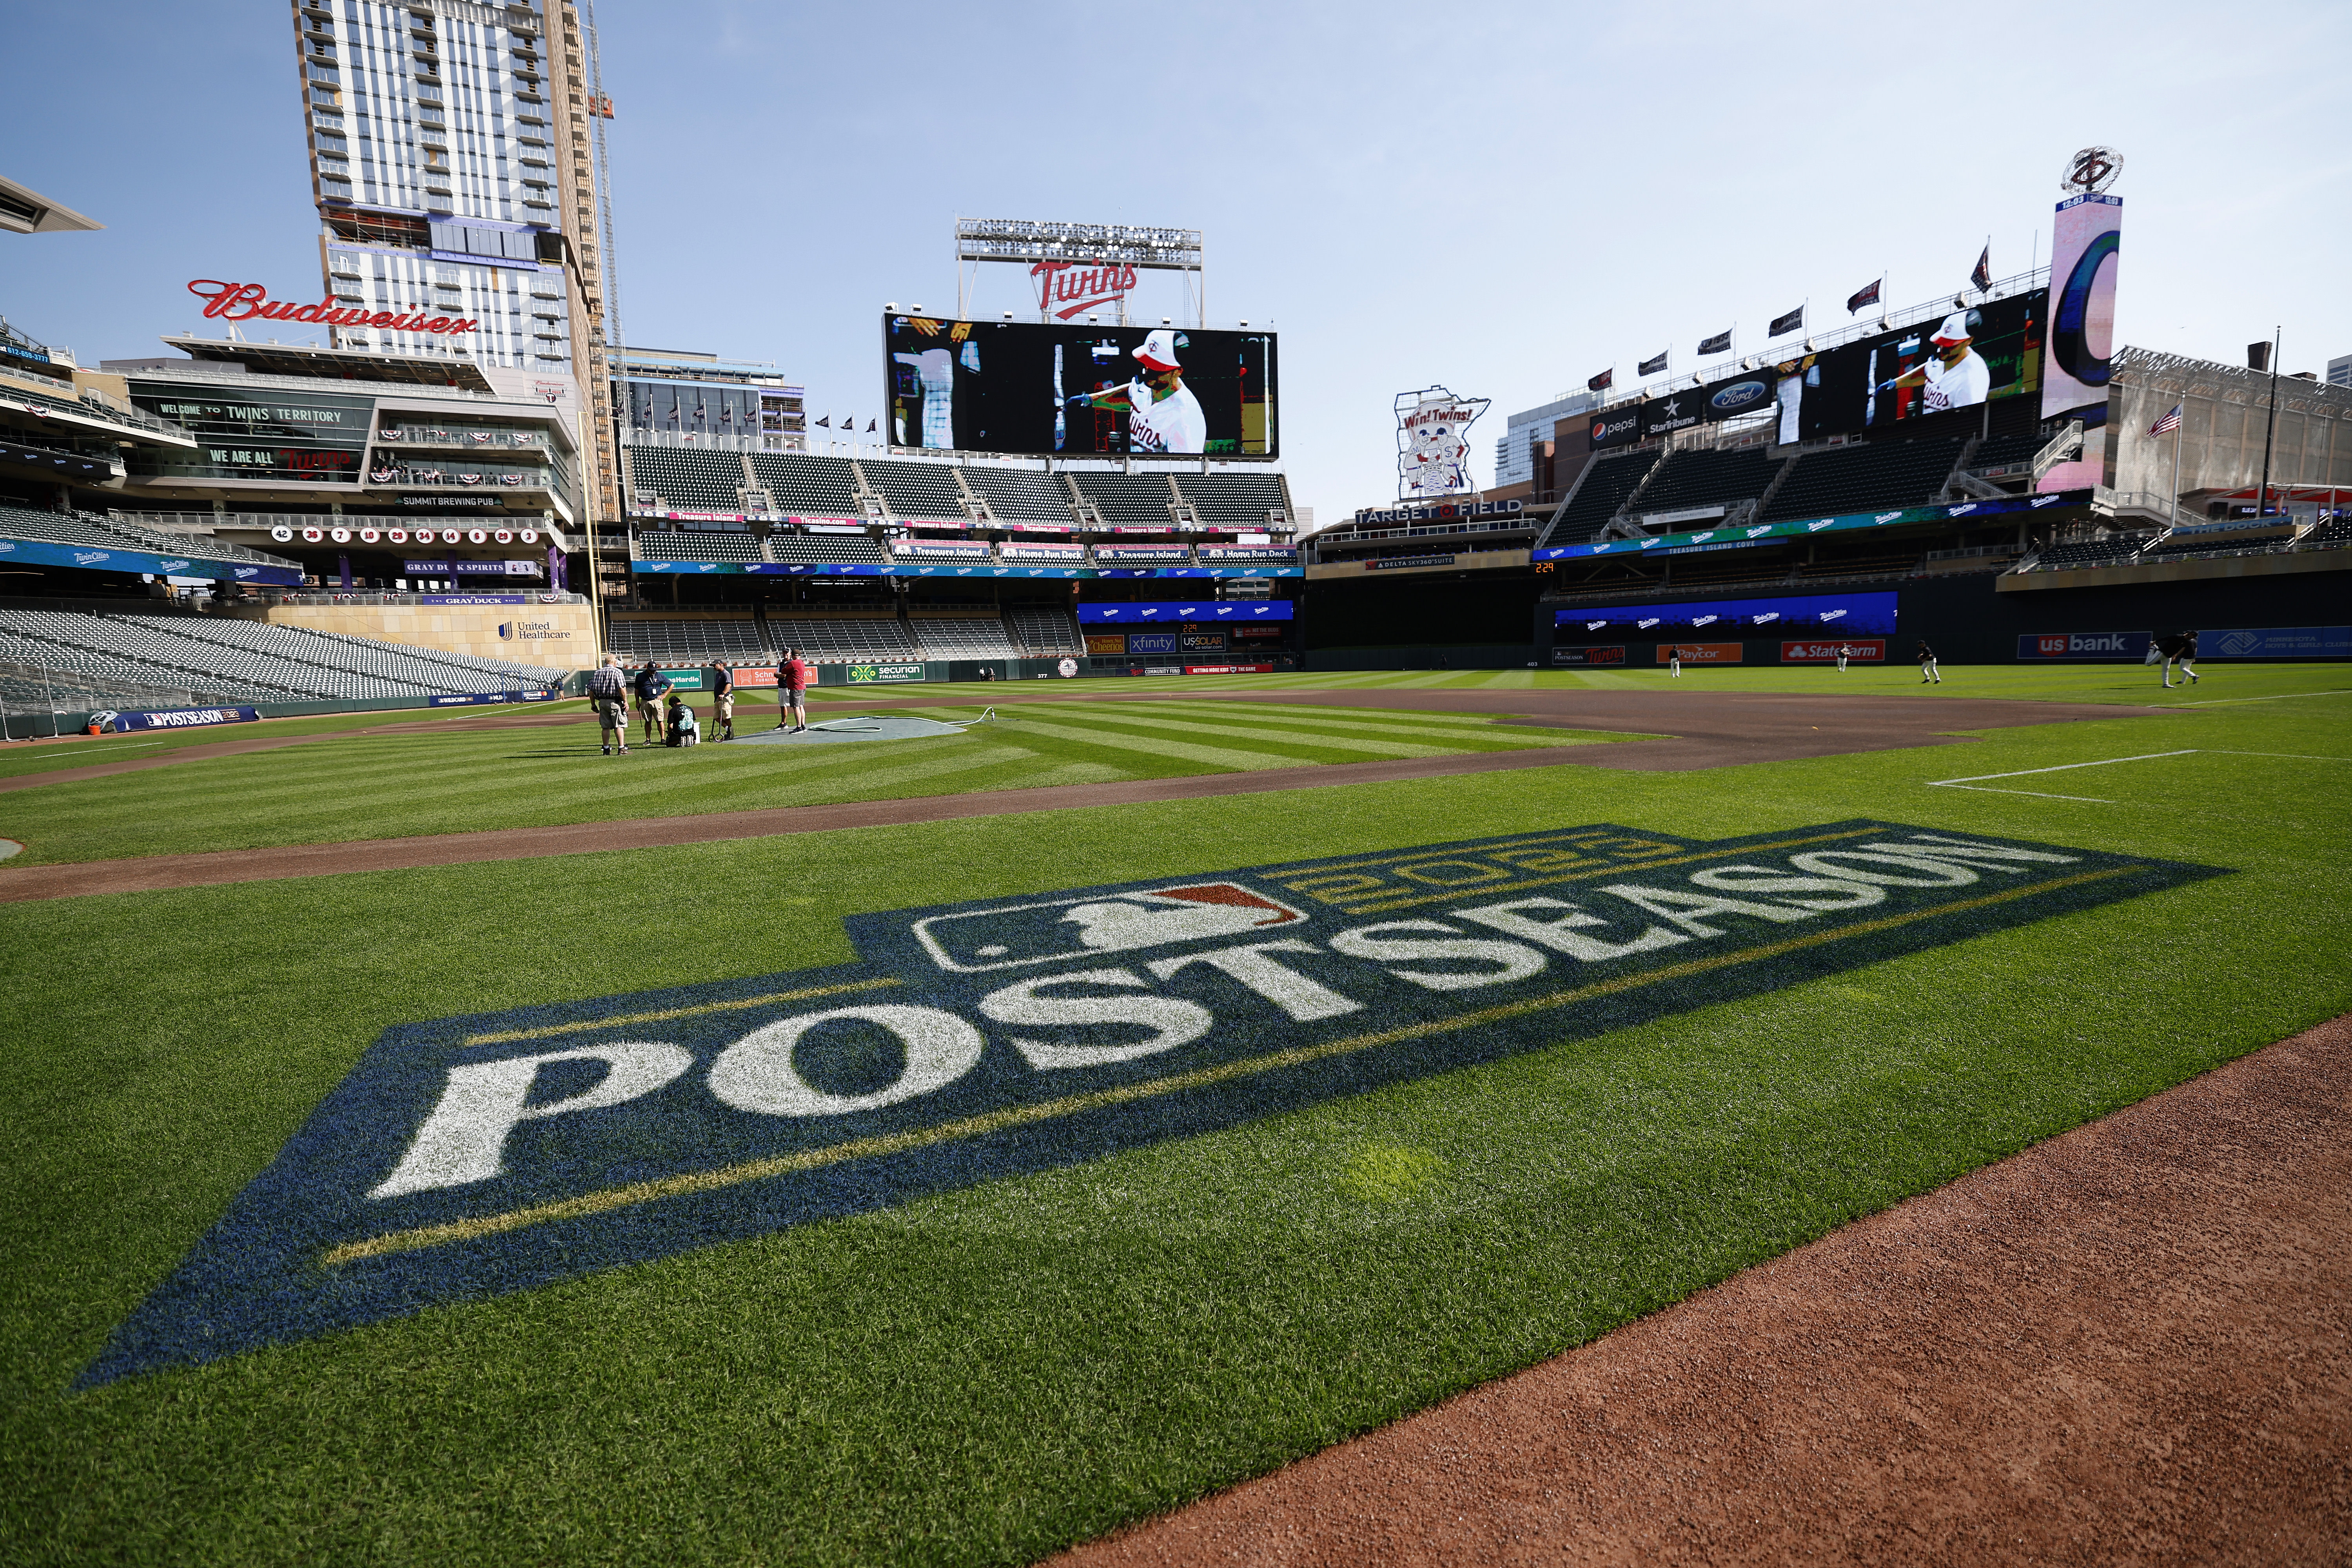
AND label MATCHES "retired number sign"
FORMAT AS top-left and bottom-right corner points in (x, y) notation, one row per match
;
(86, 820), (2217, 1384)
